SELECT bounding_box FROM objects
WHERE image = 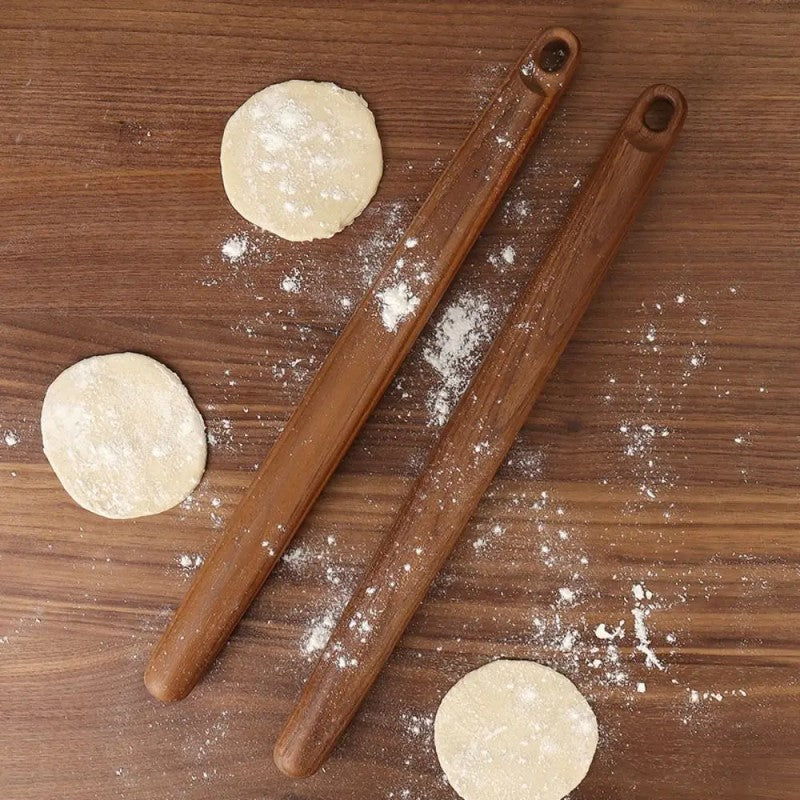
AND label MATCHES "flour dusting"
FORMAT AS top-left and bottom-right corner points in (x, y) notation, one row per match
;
(422, 291), (496, 426)
(376, 282), (420, 332)
(302, 612), (336, 656)
(631, 583), (664, 670)
(177, 553), (204, 571)
(180, 71), (759, 797)
(220, 233), (249, 263)
(280, 270), (302, 294)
